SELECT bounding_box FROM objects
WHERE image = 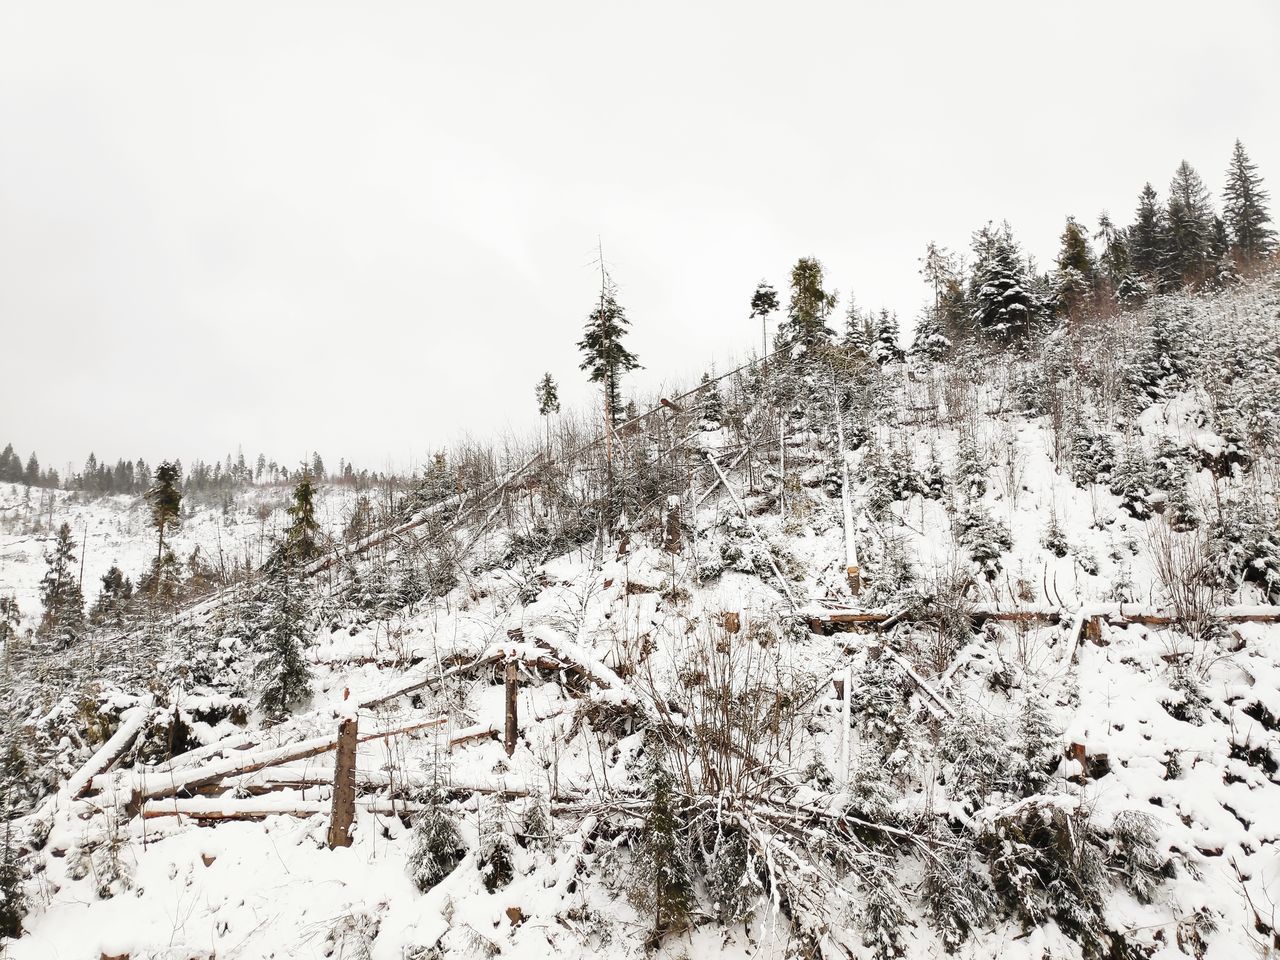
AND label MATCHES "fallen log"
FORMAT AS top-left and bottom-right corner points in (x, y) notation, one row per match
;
(69, 701), (153, 799)
(116, 715), (448, 805)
